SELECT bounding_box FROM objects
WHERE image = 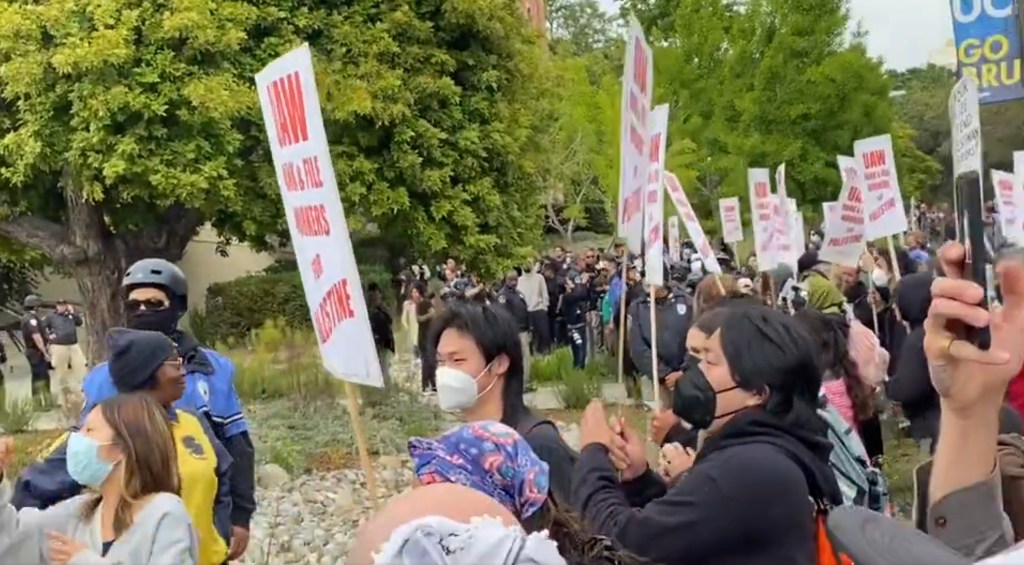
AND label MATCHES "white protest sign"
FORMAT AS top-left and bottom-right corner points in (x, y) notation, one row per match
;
(853, 134), (907, 239)
(718, 197), (743, 243)
(789, 198), (806, 254)
(820, 156), (867, 268)
(772, 163), (796, 269)
(643, 104), (669, 285)
(748, 168), (776, 271)
(991, 169), (1022, 245)
(950, 75), (983, 180)
(255, 45), (383, 388)
(668, 216), (681, 263)
(666, 172), (722, 274)
(617, 16), (653, 254)
(822, 201), (841, 234)
(1015, 151), (1024, 241)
